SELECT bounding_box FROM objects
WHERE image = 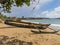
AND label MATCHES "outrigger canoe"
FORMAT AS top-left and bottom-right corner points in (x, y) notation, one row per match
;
(4, 20), (50, 29)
